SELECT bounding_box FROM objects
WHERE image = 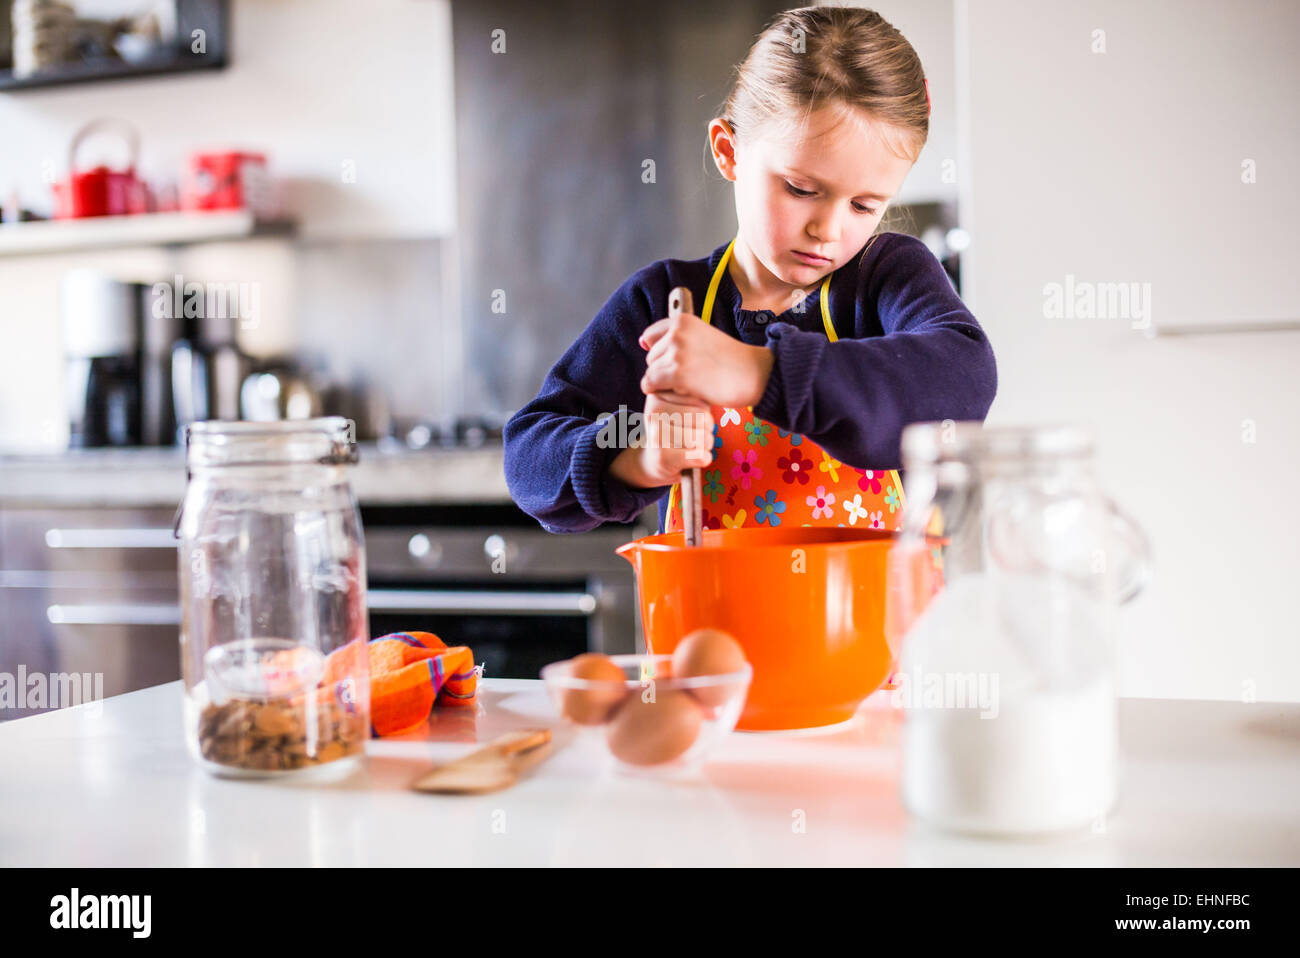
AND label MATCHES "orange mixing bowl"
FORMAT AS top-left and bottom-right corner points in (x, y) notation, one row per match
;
(616, 526), (895, 730)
